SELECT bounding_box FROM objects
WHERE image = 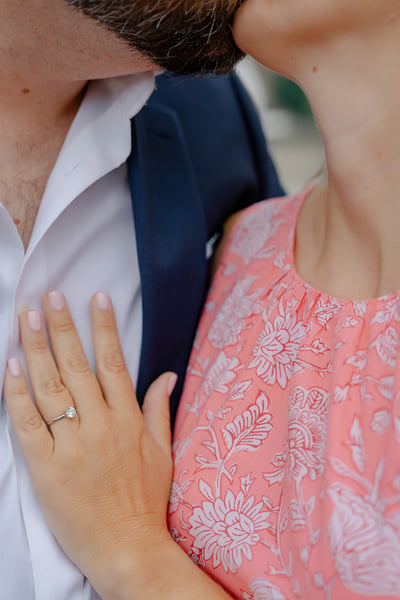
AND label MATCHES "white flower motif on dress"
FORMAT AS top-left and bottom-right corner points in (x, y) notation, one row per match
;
(263, 451), (287, 487)
(346, 417), (365, 472)
(230, 202), (286, 264)
(229, 379), (252, 401)
(169, 527), (188, 544)
(286, 387), (329, 480)
(372, 327), (400, 368)
(371, 298), (400, 325)
(241, 473), (256, 495)
(333, 385), (350, 404)
(169, 474), (193, 515)
(313, 572), (325, 588)
(249, 306), (309, 388)
(273, 250), (289, 270)
(222, 392), (273, 452)
(208, 276), (263, 349)
(309, 338), (330, 354)
(188, 489), (271, 573)
(377, 375), (395, 400)
(370, 409), (391, 434)
(353, 300), (367, 317)
(223, 263), (237, 277)
(247, 578), (287, 599)
(202, 351), (240, 396)
(204, 300), (216, 313)
(342, 316), (359, 328)
(328, 482), (400, 595)
(313, 297), (342, 327)
(346, 349), (367, 370)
